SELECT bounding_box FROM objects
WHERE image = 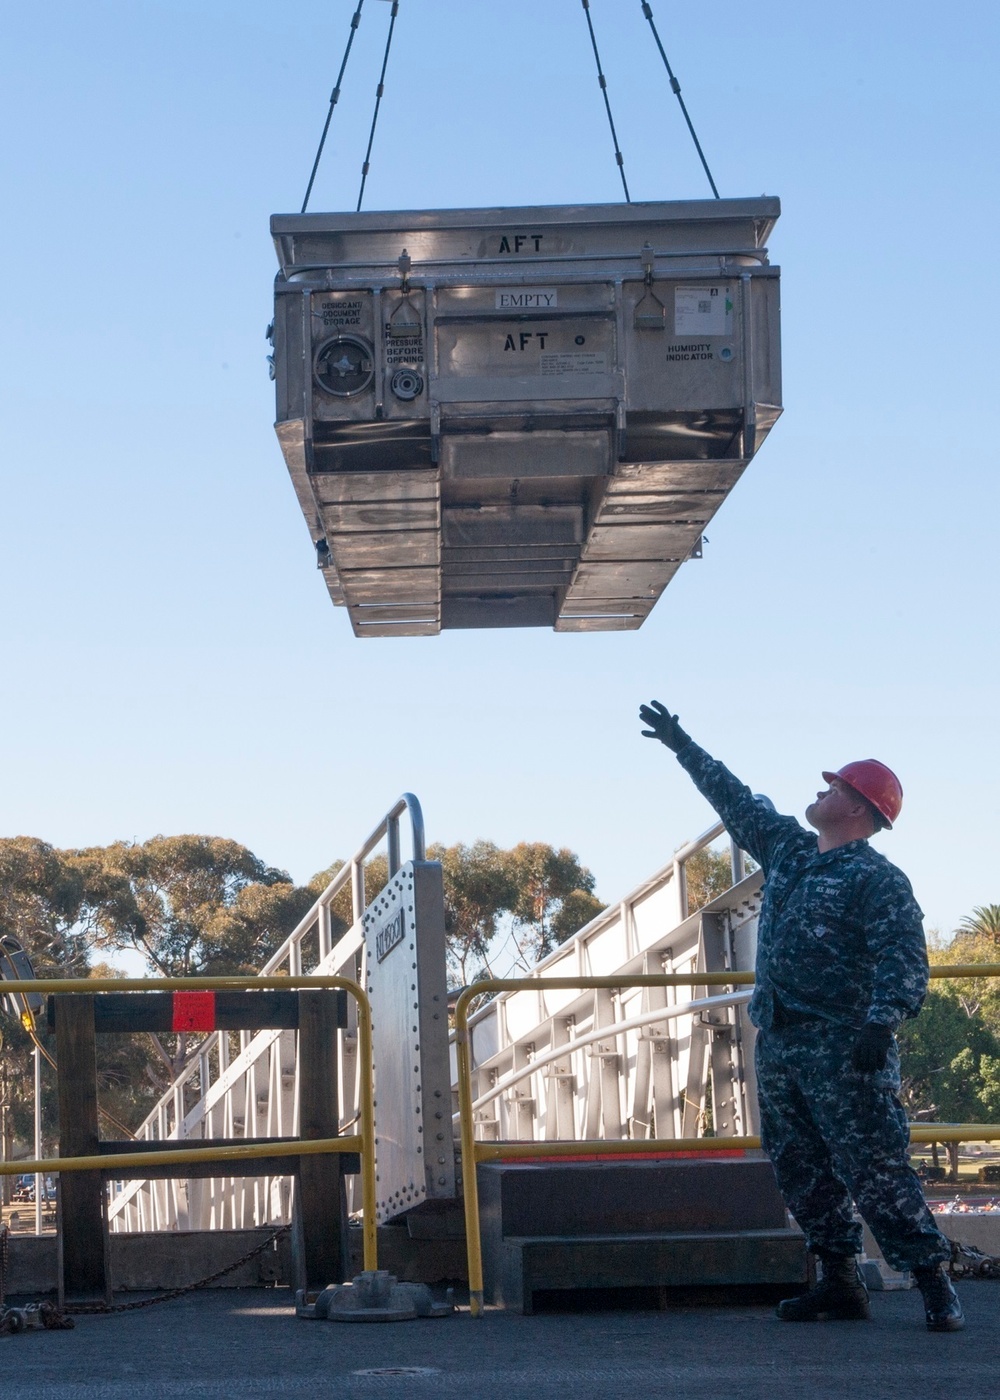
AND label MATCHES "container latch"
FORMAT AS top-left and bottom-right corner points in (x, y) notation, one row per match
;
(388, 248), (422, 338)
(634, 243), (665, 330)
